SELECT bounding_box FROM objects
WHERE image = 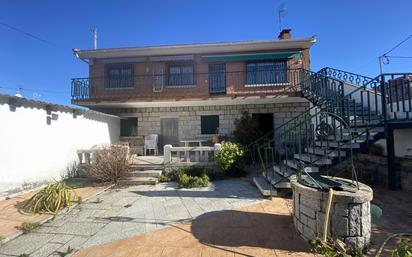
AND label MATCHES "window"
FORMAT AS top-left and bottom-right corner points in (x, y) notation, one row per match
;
(106, 65), (133, 88)
(246, 61), (287, 85)
(168, 65), (194, 86)
(120, 118), (138, 137)
(201, 115), (219, 134)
